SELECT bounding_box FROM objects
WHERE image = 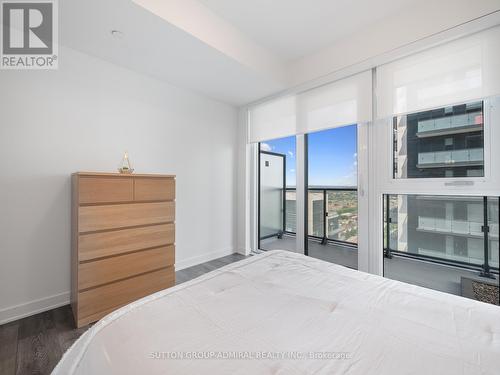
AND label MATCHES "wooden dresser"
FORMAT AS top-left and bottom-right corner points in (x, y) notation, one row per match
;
(71, 172), (176, 327)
